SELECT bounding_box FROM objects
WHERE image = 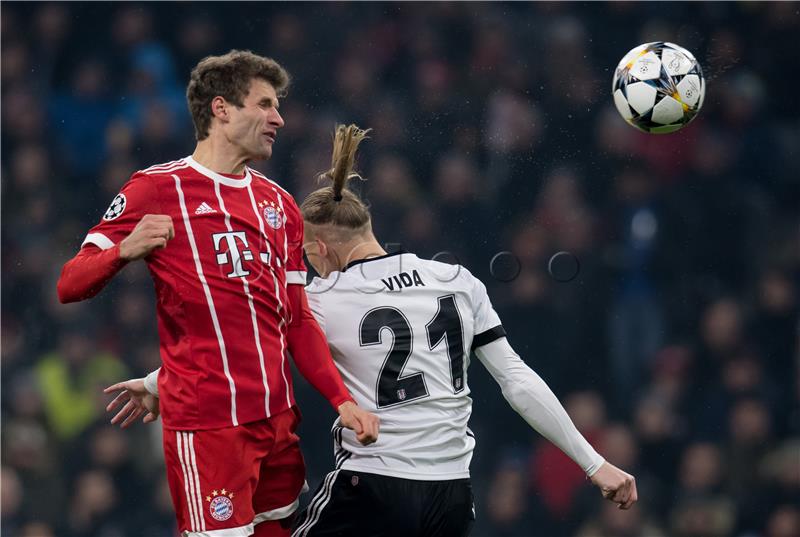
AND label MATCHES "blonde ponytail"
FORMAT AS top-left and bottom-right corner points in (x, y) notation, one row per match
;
(301, 124), (372, 230)
(328, 124), (370, 201)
